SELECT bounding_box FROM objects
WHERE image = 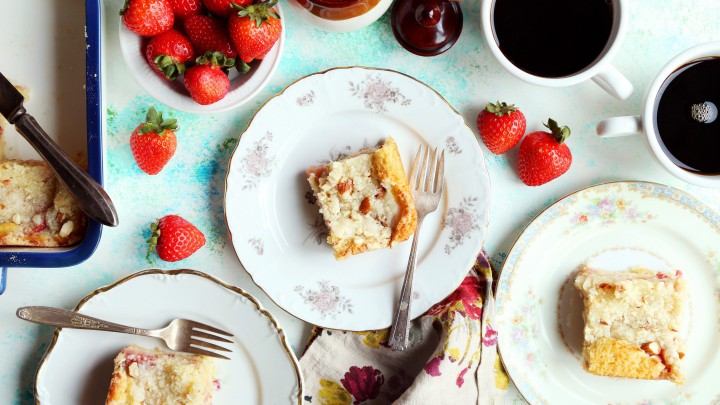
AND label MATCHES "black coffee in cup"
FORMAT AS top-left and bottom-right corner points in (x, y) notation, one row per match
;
(491, 0), (614, 78)
(655, 58), (720, 175)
